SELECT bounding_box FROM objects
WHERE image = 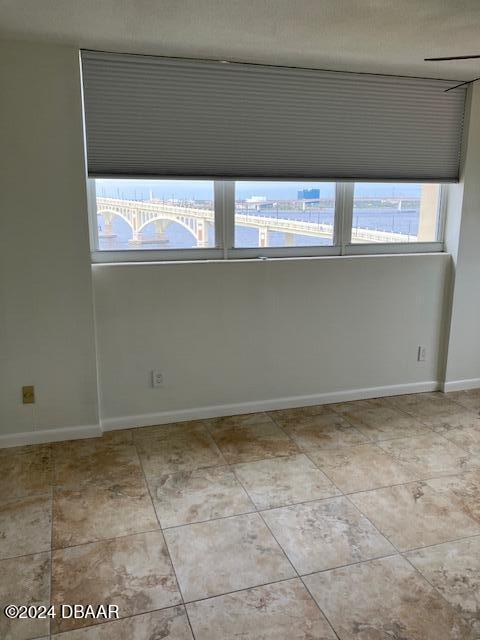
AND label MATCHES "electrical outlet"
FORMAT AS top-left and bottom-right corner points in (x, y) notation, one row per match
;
(417, 346), (427, 362)
(22, 385), (35, 404)
(151, 370), (164, 388)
